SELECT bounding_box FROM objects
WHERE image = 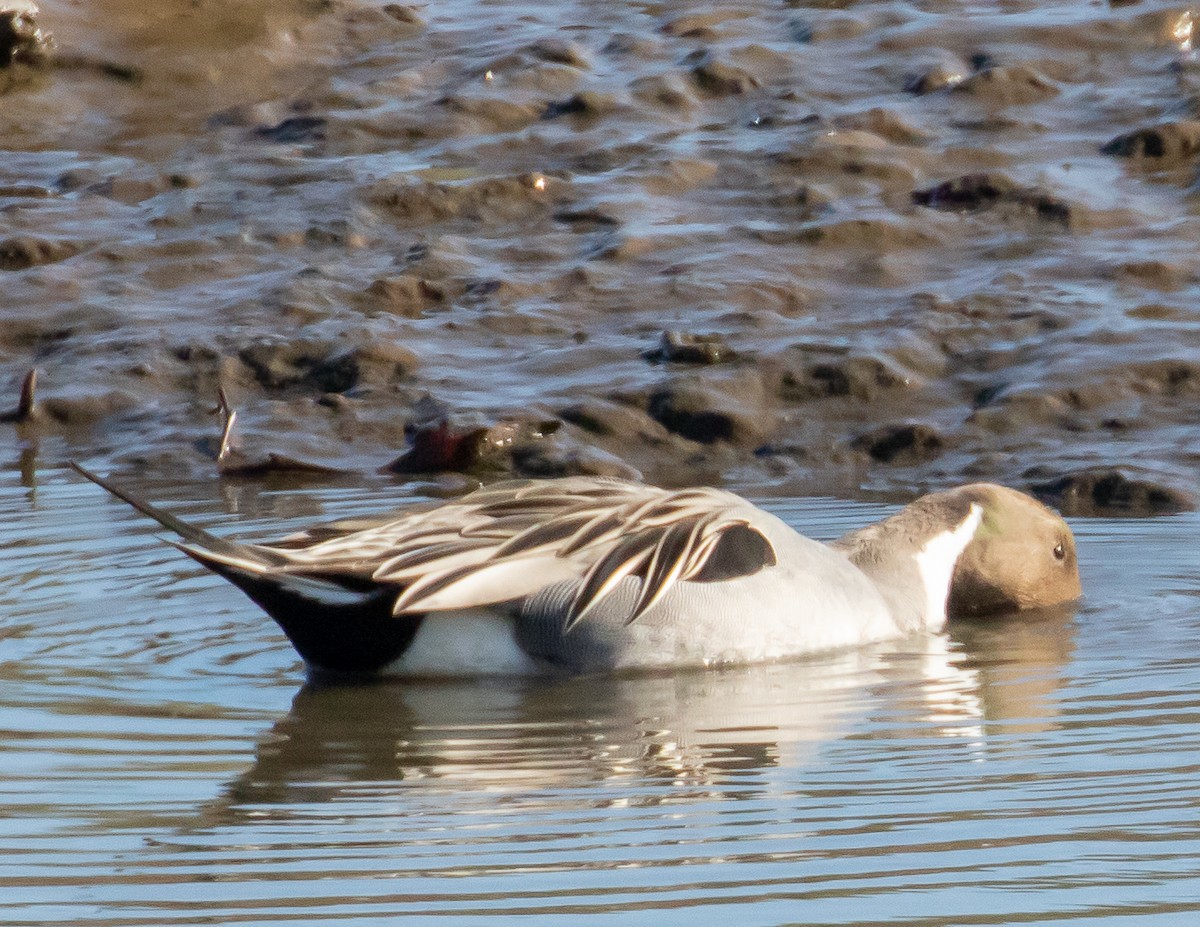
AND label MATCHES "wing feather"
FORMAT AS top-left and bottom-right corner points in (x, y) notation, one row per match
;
(392, 554), (583, 614)
(212, 478), (776, 627)
(564, 530), (663, 631)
